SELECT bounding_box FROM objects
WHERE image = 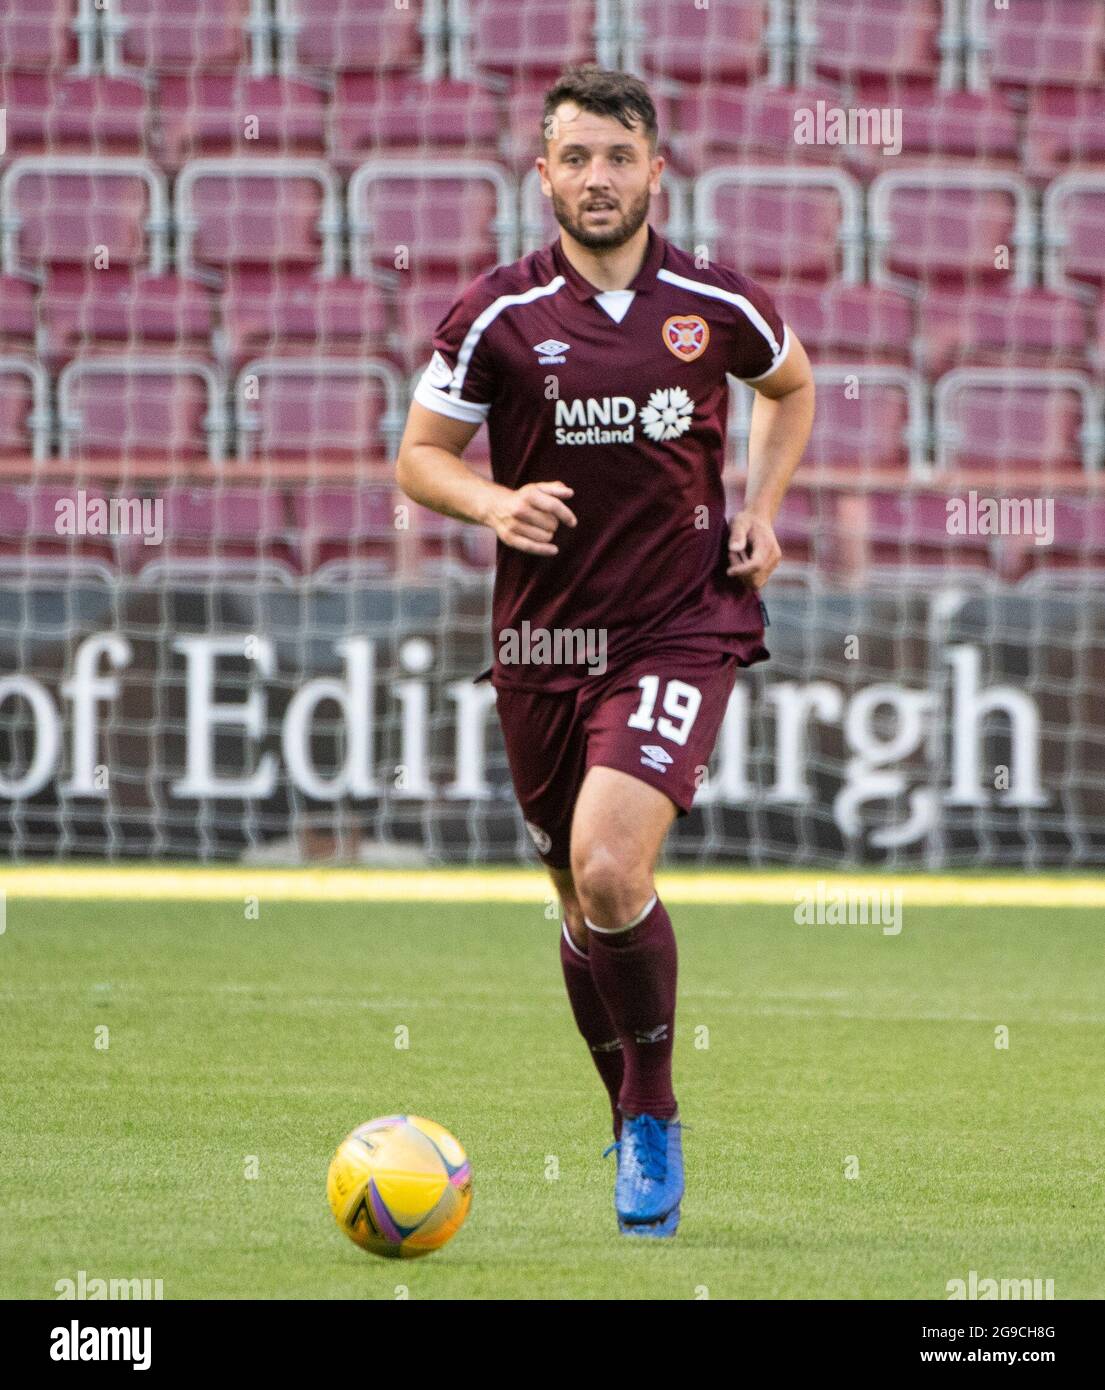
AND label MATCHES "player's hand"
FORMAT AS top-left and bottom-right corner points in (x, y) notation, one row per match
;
(486, 481), (577, 556)
(727, 509), (781, 588)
